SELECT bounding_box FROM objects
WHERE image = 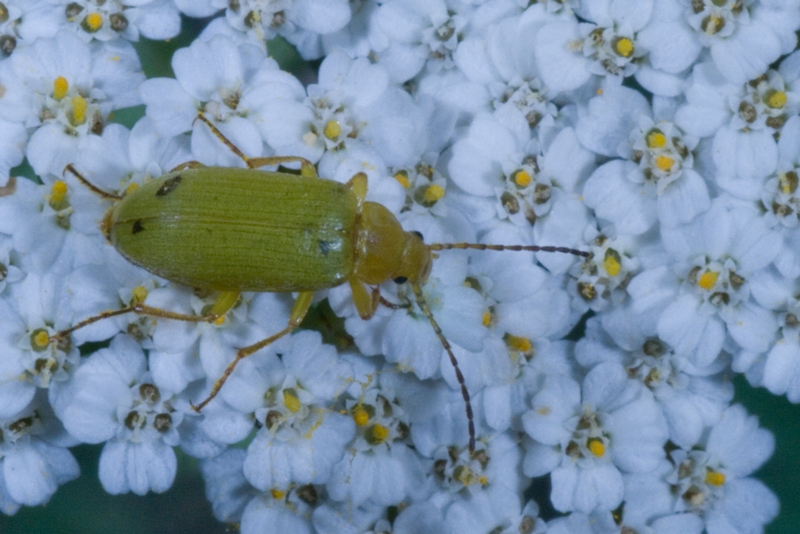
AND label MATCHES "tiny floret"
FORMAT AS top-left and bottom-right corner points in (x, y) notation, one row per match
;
(53, 77), (69, 100)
